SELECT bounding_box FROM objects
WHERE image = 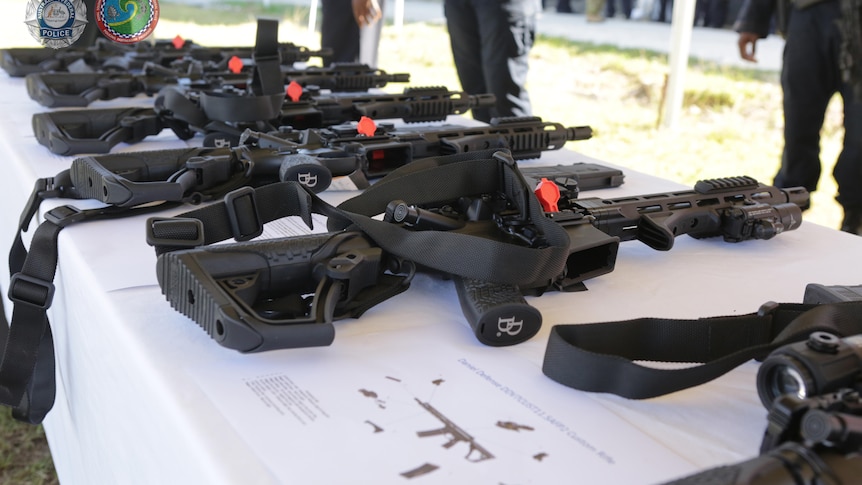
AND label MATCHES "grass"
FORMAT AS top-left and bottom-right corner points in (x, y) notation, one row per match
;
(0, 411), (57, 485)
(0, 1), (849, 481)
